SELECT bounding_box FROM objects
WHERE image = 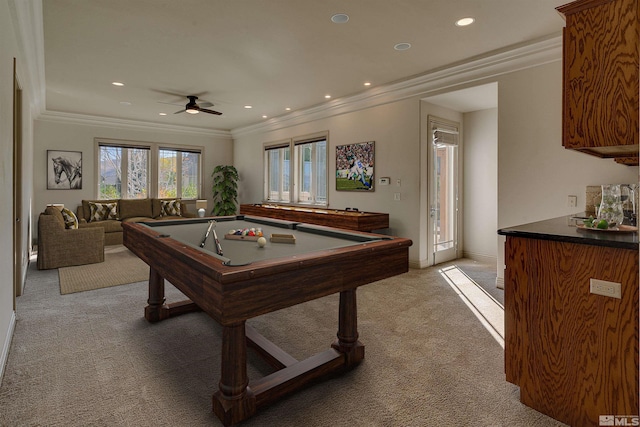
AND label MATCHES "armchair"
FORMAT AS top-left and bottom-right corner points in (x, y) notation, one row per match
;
(37, 206), (105, 270)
